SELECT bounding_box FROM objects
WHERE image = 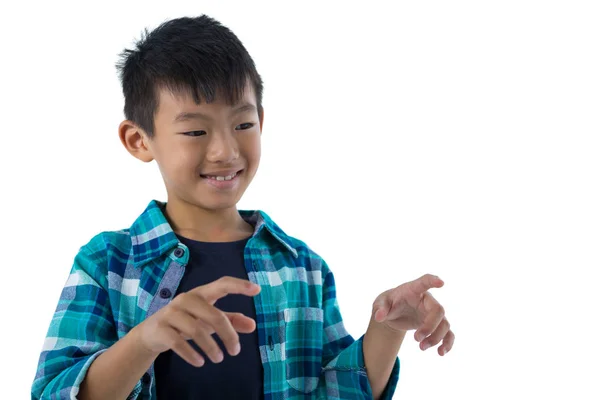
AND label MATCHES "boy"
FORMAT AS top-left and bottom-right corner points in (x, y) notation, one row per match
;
(32, 15), (454, 400)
